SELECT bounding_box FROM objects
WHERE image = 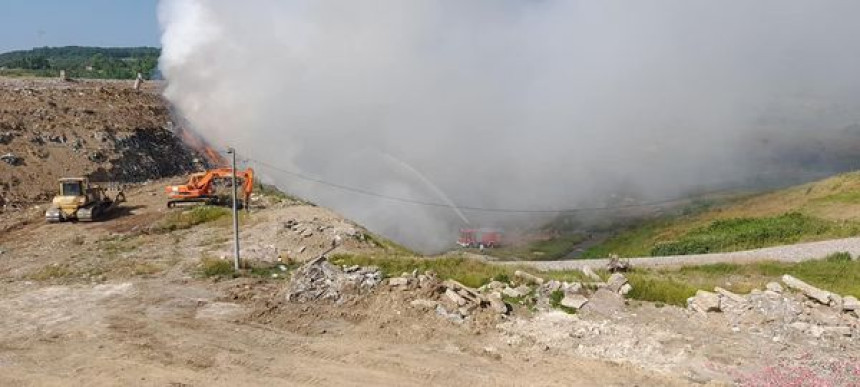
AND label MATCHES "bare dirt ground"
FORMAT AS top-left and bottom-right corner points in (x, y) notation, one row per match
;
(0, 183), (692, 386)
